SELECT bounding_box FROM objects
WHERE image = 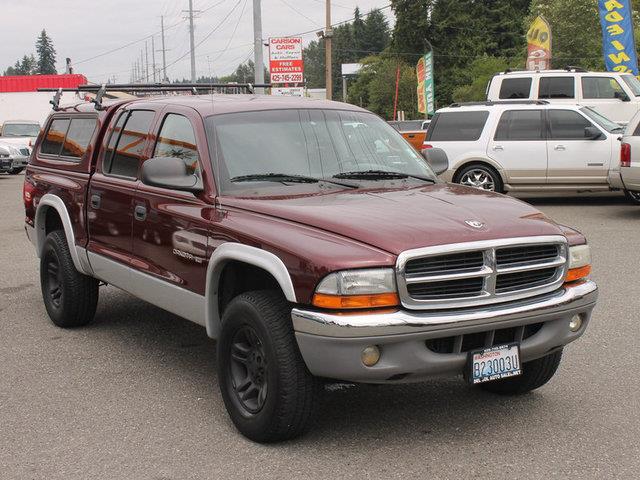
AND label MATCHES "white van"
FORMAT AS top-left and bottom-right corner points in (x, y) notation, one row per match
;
(486, 67), (640, 125)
